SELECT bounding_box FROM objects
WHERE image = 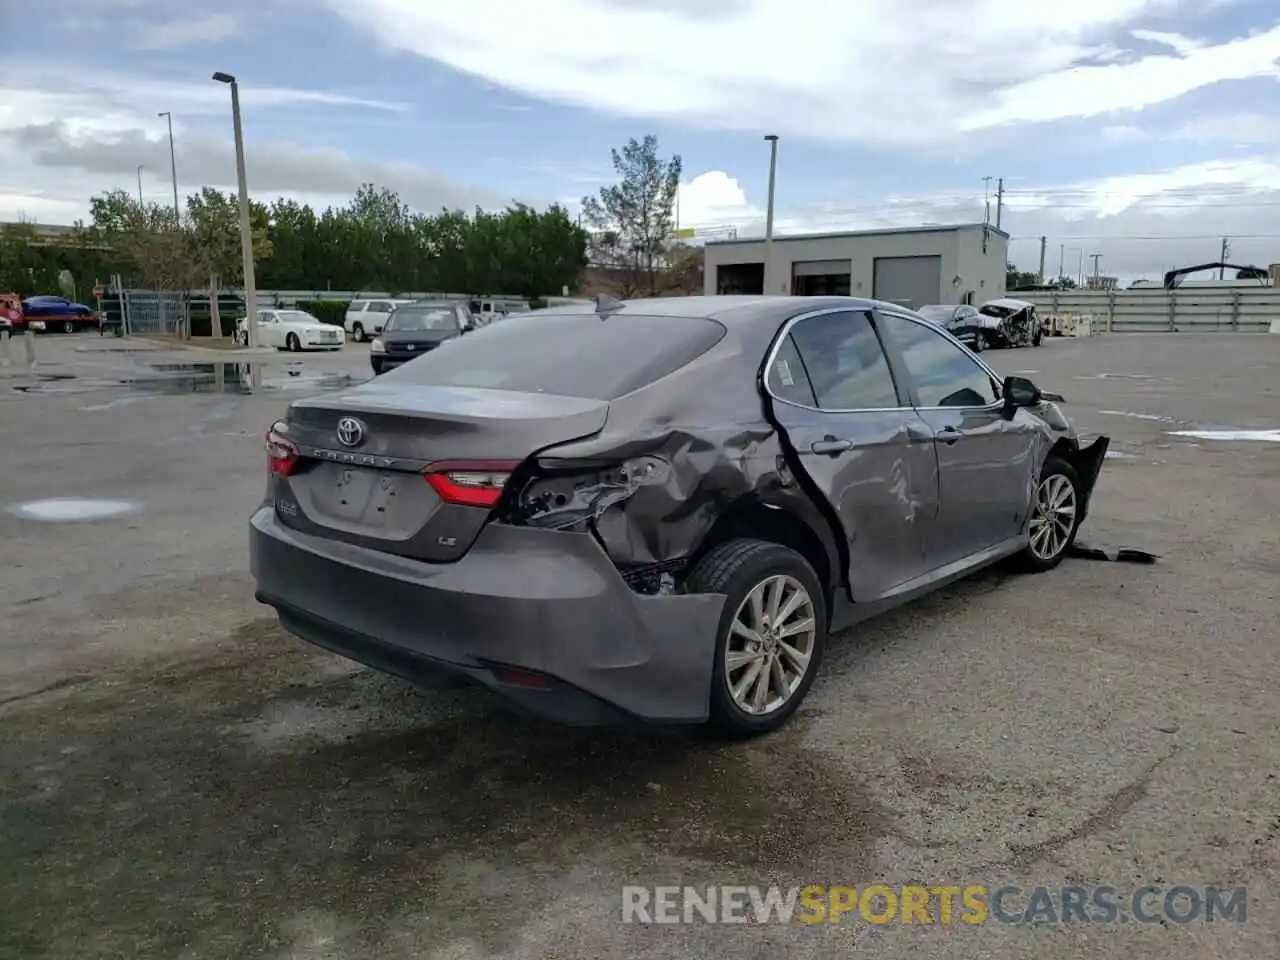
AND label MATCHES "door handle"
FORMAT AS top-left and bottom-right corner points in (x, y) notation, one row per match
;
(937, 425), (963, 444)
(810, 438), (853, 455)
